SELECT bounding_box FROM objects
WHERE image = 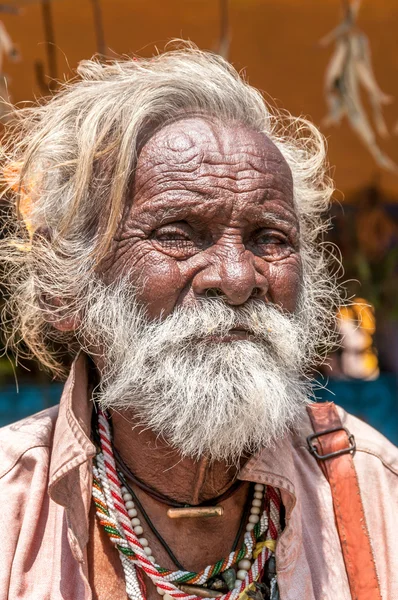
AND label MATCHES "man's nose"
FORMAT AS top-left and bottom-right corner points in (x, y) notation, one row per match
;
(192, 245), (269, 306)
